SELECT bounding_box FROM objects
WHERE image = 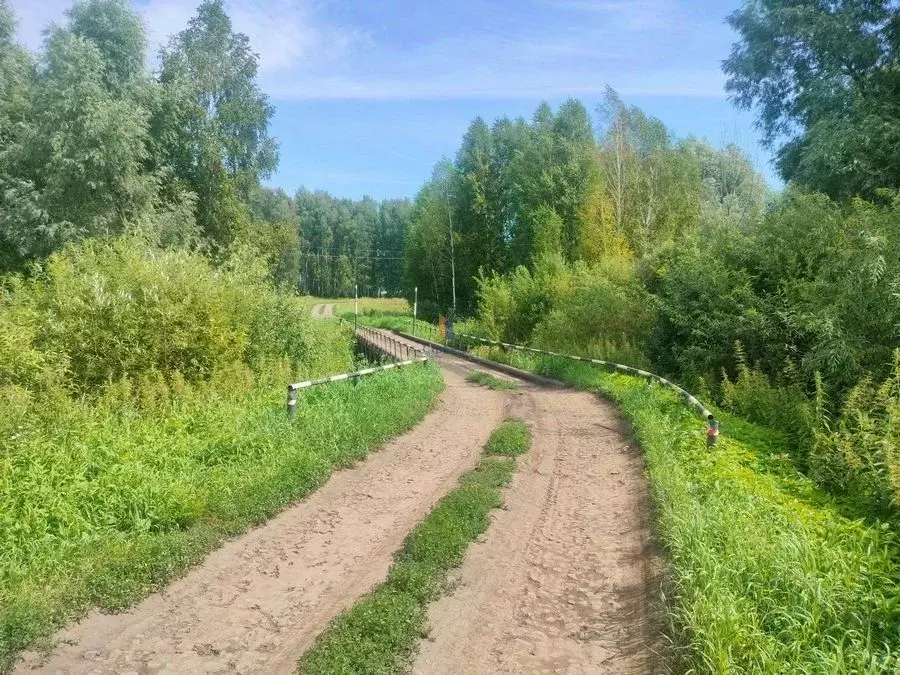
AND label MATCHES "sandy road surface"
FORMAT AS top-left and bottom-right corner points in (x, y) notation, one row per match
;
(17, 331), (662, 674)
(413, 360), (664, 673)
(310, 303), (335, 318)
